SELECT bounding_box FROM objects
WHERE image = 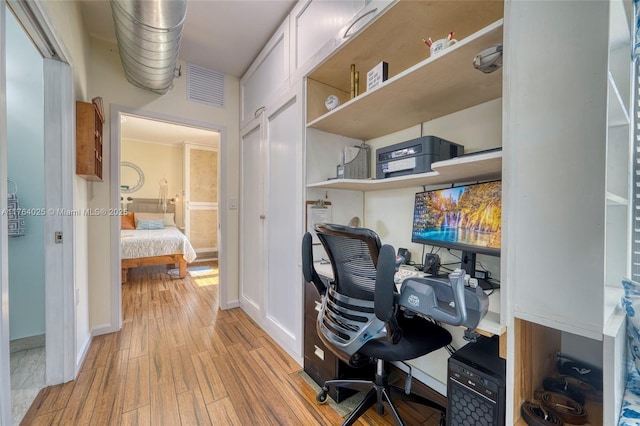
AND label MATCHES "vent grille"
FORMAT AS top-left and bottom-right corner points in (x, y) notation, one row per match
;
(187, 63), (225, 107)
